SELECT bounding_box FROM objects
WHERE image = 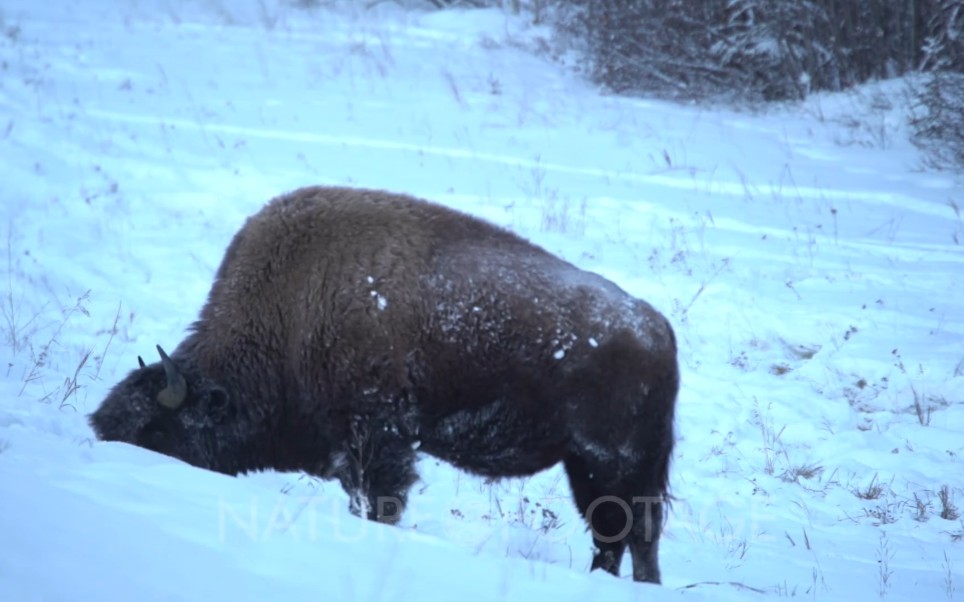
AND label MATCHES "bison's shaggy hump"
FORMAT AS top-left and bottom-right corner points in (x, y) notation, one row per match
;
(90, 186), (679, 584)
